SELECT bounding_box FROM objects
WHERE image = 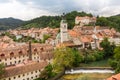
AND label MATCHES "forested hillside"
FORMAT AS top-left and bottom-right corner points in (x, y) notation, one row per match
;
(22, 11), (92, 29)
(0, 11), (120, 31)
(22, 11), (120, 31)
(96, 15), (120, 31)
(0, 17), (23, 31)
